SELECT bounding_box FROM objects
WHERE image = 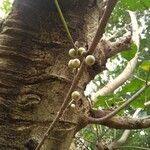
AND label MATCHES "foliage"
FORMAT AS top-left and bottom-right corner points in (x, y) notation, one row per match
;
(121, 0), (150, 11)
(0, 0), (12, 15)
(82, 0), (150, 149)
